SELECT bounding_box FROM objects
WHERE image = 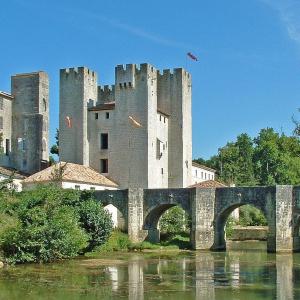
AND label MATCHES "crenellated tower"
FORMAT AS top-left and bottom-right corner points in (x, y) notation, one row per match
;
(59, 63), (191, 189)
(59, 67), (97, 165)
(157, 68), (192, 187)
